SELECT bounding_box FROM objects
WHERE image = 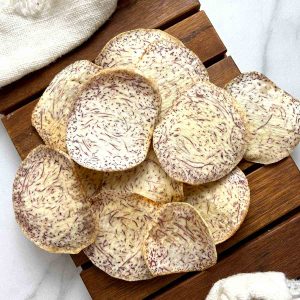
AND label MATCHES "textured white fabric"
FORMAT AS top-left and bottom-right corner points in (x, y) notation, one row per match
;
(0, 0), (117, 87)
(206, 272), (300, 300)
